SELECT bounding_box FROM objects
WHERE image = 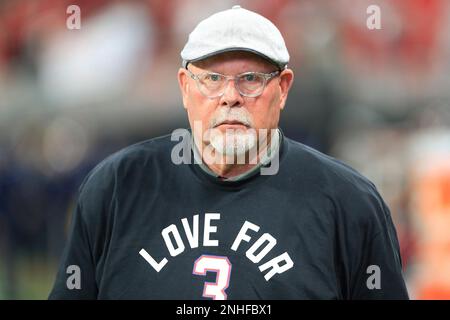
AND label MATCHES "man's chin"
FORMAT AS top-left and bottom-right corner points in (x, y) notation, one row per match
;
(209, 131), (257, 158)
(212, 144), (249, 158)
